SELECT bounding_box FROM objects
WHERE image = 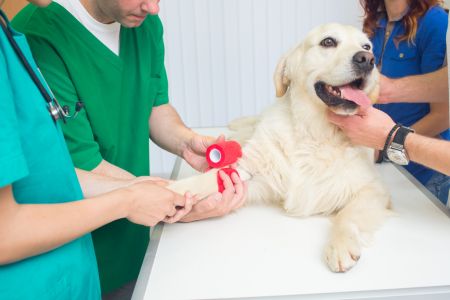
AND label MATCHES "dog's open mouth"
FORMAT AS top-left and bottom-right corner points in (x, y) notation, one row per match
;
(314, 78), (371, 114)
